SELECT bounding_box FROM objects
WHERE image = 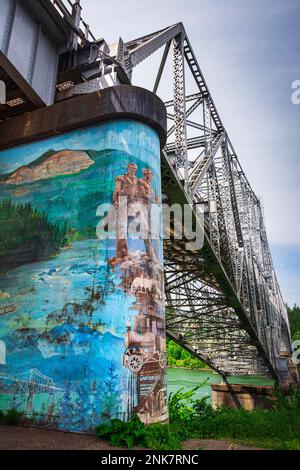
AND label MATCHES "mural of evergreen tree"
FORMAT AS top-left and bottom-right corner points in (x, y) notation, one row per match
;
(0, 199), (67, 272)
